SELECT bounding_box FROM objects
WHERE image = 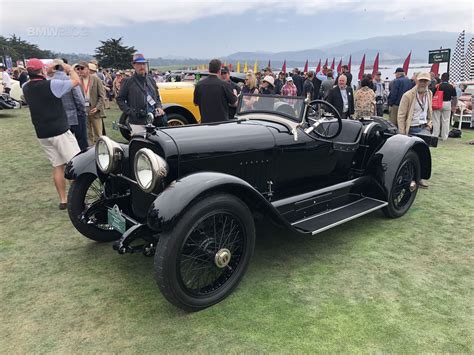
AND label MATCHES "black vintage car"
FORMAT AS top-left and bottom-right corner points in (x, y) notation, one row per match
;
(65, 94), (433, 311)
